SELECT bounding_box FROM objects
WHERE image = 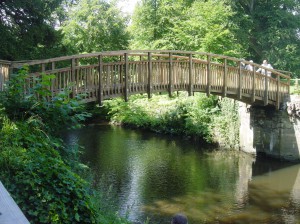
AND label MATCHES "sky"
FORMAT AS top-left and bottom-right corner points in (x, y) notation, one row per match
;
(117, 0), (139, 15)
